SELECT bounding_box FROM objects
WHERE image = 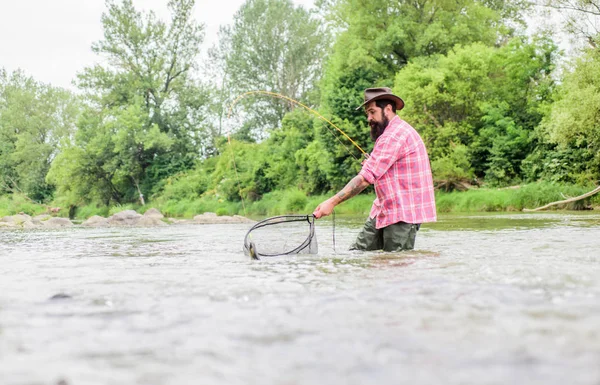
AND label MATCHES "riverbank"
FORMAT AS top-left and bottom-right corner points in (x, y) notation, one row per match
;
(1, 182), (599, 220)
(0, 209), (254, 229)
